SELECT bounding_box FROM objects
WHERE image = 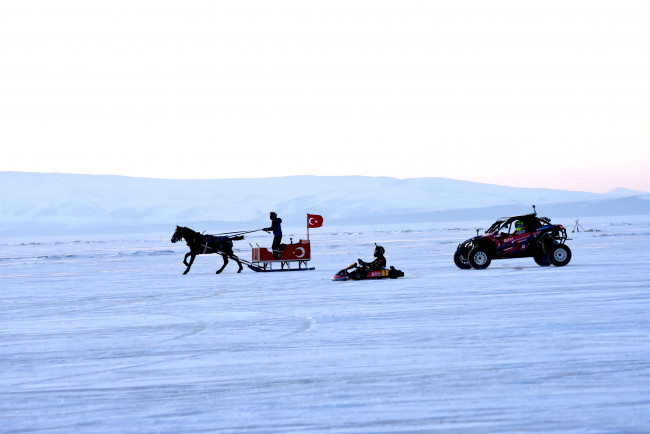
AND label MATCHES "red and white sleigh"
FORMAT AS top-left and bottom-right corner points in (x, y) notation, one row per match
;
(247, 214), (322, 272)
(248, 239), (314, 272)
